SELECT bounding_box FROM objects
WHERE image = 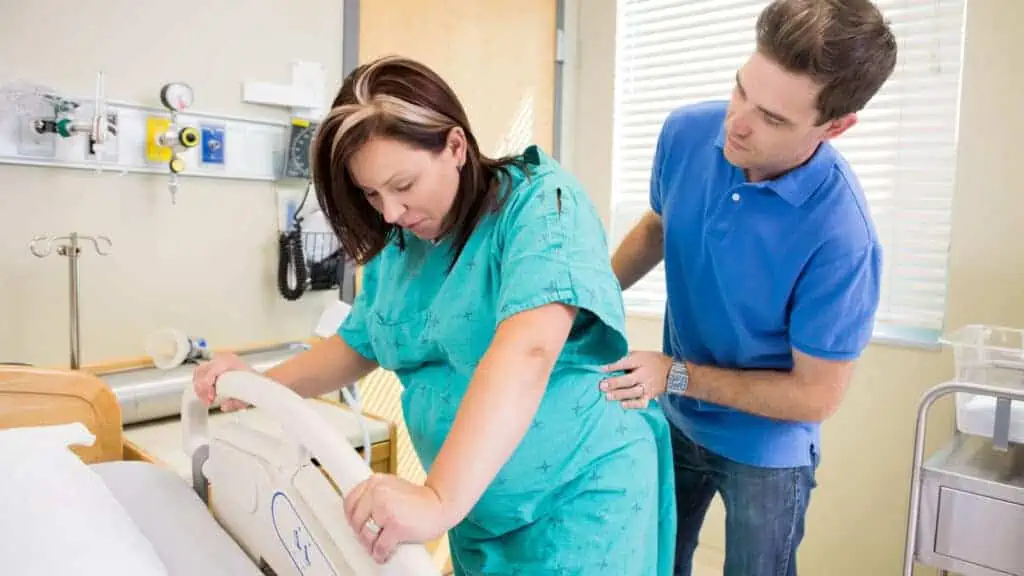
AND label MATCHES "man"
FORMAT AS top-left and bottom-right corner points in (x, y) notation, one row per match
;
(600, 1), (897, 574)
